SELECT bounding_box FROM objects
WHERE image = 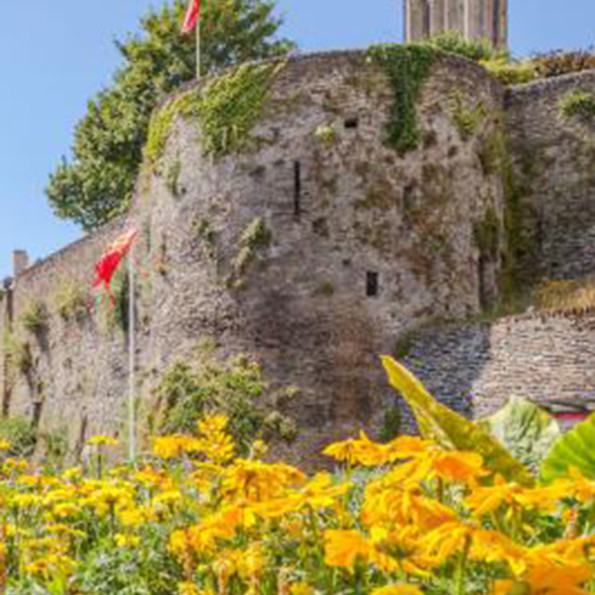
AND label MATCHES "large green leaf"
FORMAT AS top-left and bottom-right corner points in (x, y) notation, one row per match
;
(381, 356), (535, 486)
(479, 396), (561, 473)
(541, 414), (595, 483)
